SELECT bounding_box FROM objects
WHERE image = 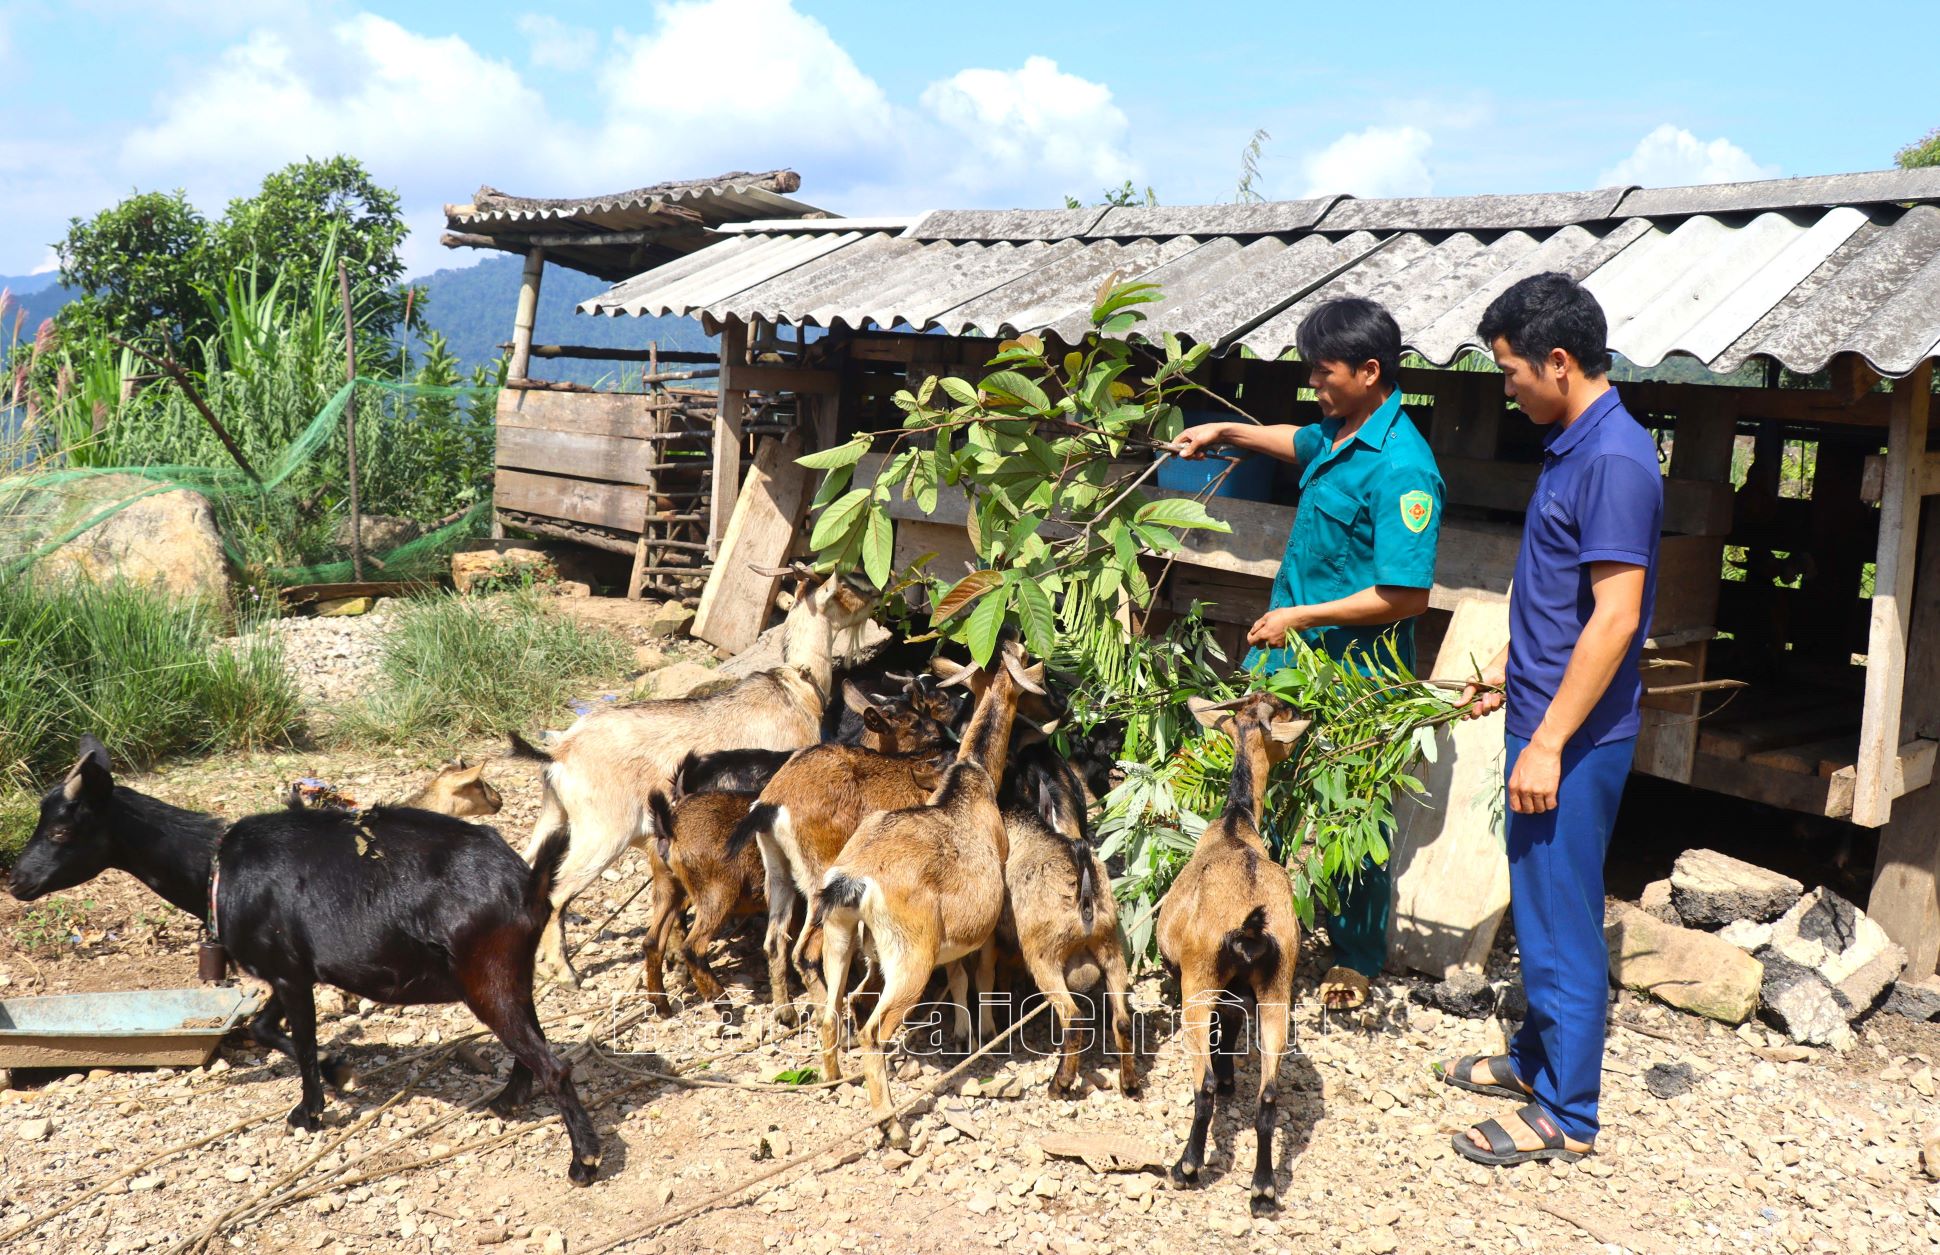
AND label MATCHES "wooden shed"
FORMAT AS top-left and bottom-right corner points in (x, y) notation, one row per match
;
(440, 171), (825, 598)
(571, 168), (1940, 977)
